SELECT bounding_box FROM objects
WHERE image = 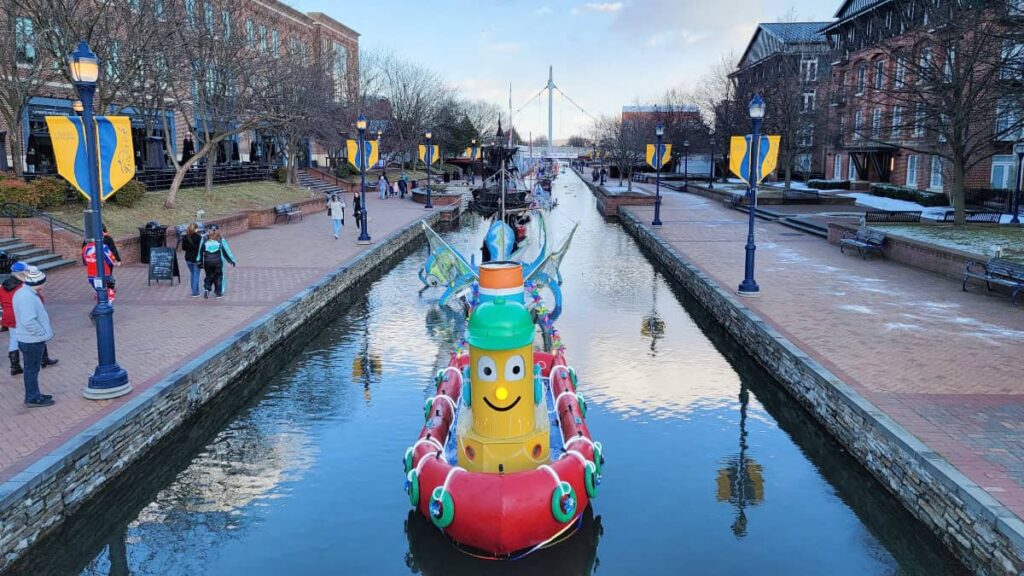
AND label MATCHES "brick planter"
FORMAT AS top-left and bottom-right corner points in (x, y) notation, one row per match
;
(827, 222), (984, 281)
